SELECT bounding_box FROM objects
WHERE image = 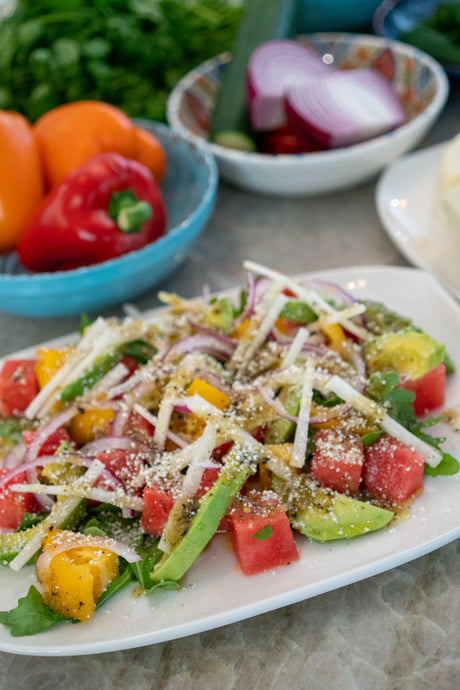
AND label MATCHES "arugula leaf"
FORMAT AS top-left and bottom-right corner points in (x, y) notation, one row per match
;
(130, 538), (163, 589)
(0, 586), (69, 637)
(96, 567), (135, 610)
(144, 579), (181, 595)
(366, 372), (459, 477)
(361, 430), (385, 447)
(424, 453), (460, 477)
(253, 525), (273, 540)
(367, 371), (417, 427)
